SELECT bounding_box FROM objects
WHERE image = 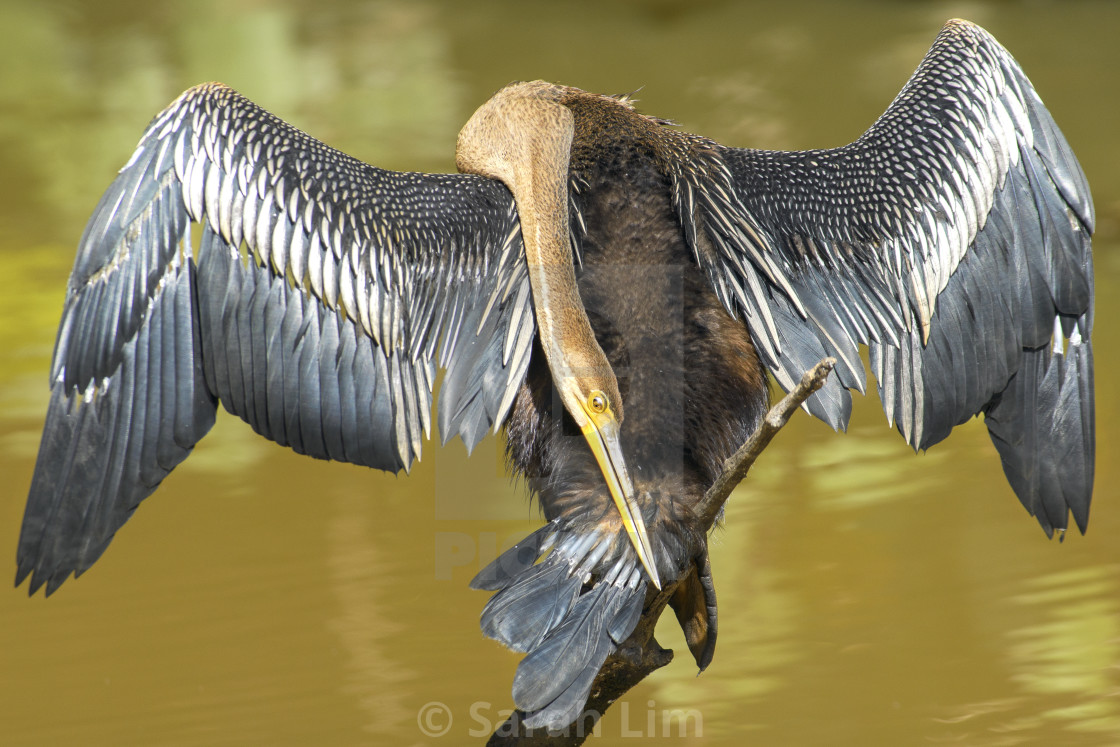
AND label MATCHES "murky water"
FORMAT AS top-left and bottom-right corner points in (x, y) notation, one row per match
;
(1, 1), (1117, 744)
